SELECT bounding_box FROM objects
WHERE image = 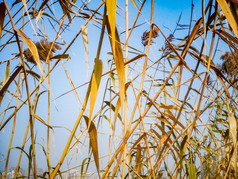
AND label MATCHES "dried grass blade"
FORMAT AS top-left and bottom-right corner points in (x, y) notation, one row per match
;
(106, 0), (117, 52)
(114, 97), (121, 126)
(128, 133), (146, 154)
(81, 25), (89, 77)
(106, 21), (125, 114)
(130, 0), (140, 12)
(0, 66), (22, 106)
(152, 128), (179, 157)
(156, 130), (172, 151)
(216, 29), (238, 44)
(54, 54), (145, 101)
(32, 114), (53, 129)
(15, 29), (55, 98)
(58, 0), (72, 22)
(35, 10), (47, 37)
(215, 30), (238, 51)
(51, 54), (70, 59)
(176, 18), (202, 100)
(188, 163), (197, 179)
(51, 62), (95, 177)
(83, 116), (99, 173)
(3, 61), (10, 86)
(135, 144), (142, 175)
(181, 18), (203, 58)
(228, 112), (237, 174)
(104, 101), (122, 122)
(15, 29), (42, 72)
(60, 60), (82, 105)
(89, 58), (103, 120)
(159, 103), (184, 111)
(217, 0), (238, 37)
